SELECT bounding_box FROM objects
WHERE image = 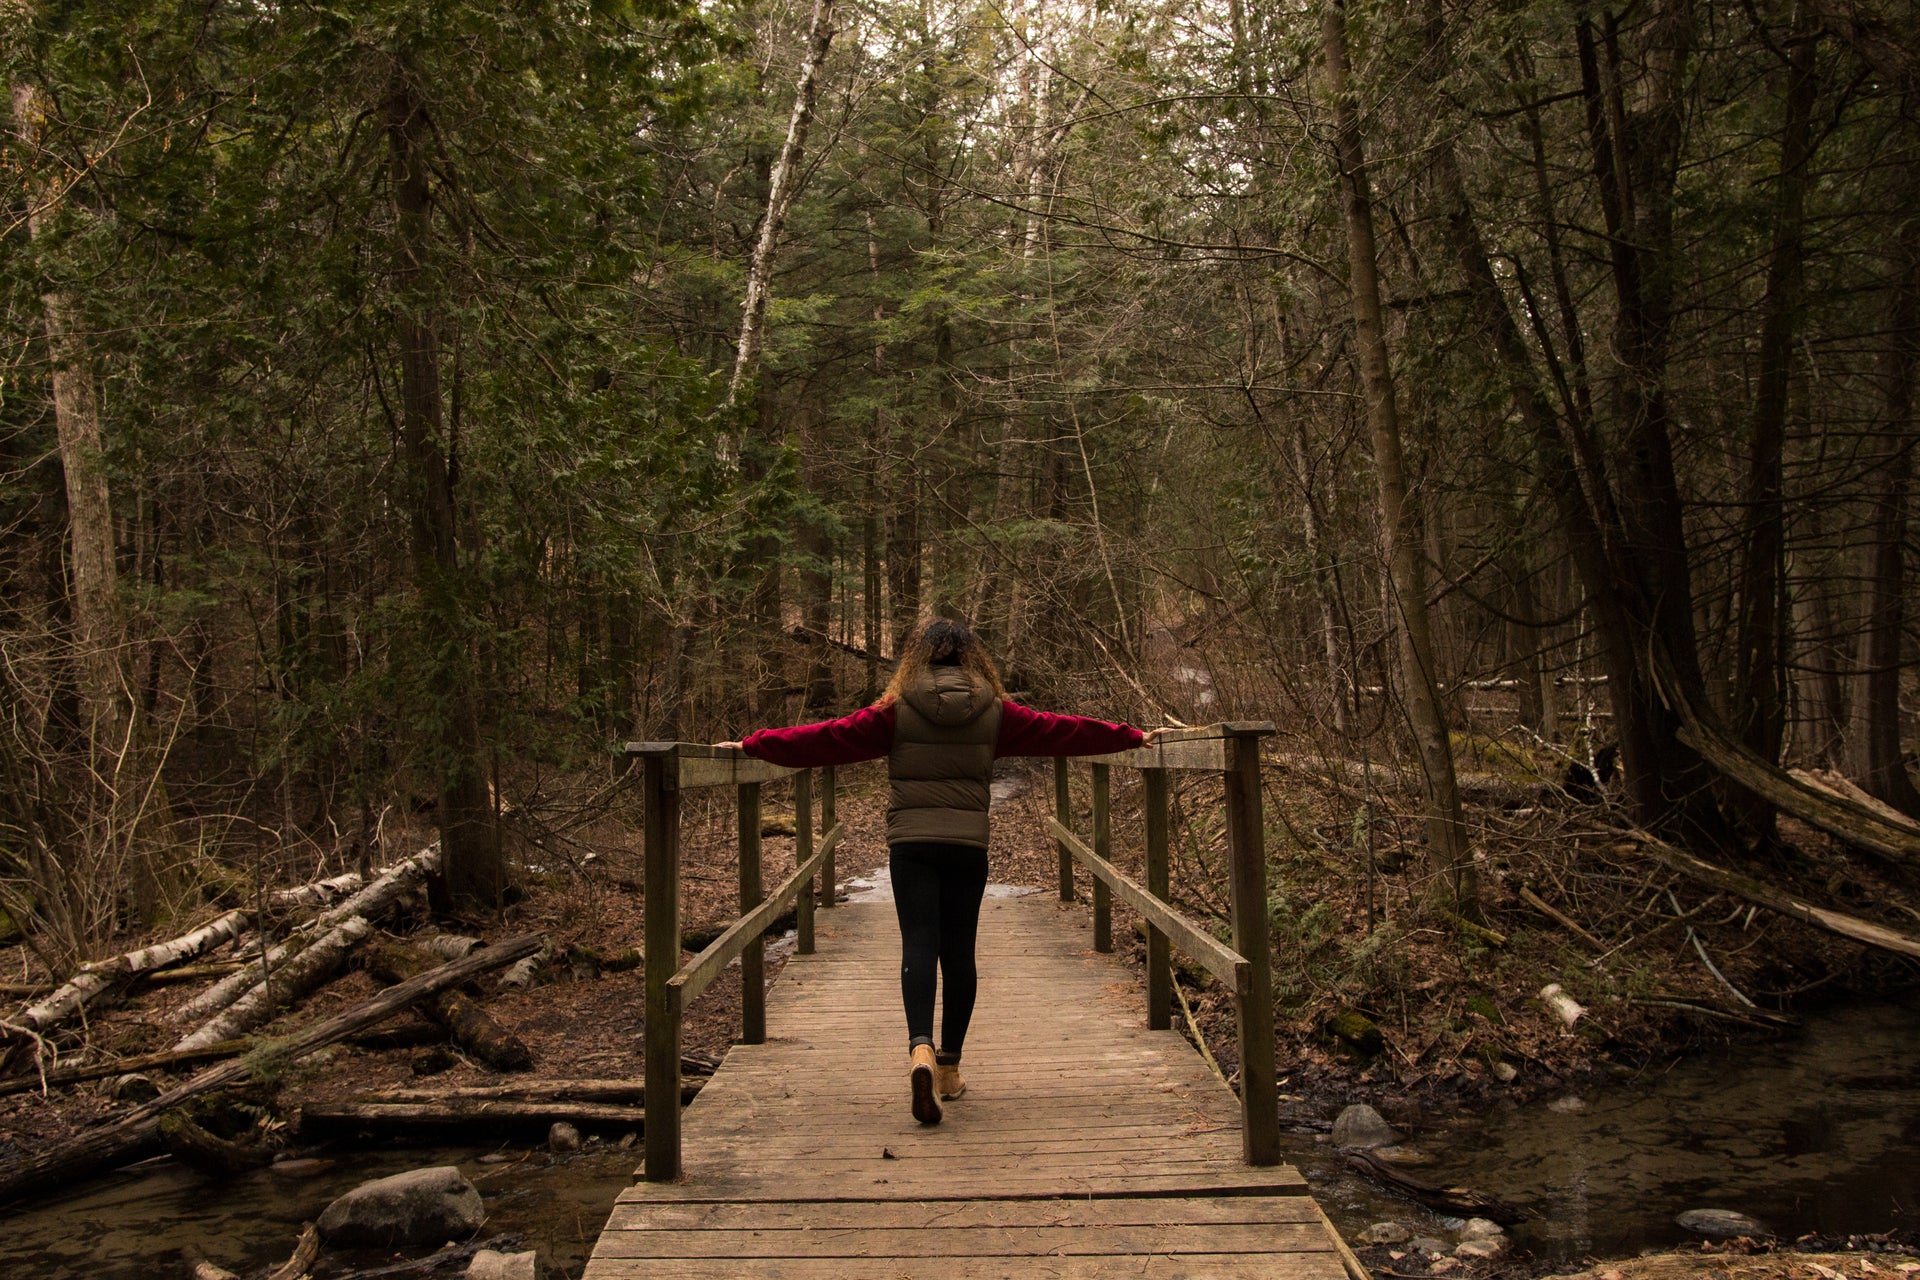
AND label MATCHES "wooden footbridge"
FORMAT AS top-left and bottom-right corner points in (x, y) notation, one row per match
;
(585, 725), (1358, 1279)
